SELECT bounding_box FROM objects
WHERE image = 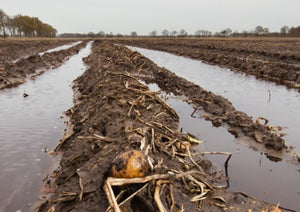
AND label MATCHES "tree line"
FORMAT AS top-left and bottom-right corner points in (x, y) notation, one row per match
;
(59, 25), (300, 39)
(0, 9), (57, 38)
(154, 26), (300, 37)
